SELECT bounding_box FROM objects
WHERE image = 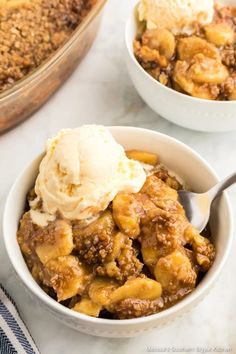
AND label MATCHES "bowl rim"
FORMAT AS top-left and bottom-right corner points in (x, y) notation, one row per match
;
(125, 4), (236, 105)
(0, 0), (107, 102)
(3, 126), (234, 327)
